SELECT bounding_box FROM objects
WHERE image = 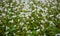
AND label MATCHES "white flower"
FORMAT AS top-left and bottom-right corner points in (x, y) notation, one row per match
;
(17, 31), (20, 32)
(27, 30), (32, 33)
(41, 20), (45, 23)
(14, 25), (16, 27)
(0, 7), (3, 11)
(23, 4), (30, 10)
(19, 22), (24, 26)
(56, 13), (60, 19)
(40, 25), (44, 31)
(13, 33), (16, 35)
(16, 0), (19, 4)
(49, 15), (54, 17)
(5, 32), (9, 34)
(22, 26), (27, 30)
(12, 15), (16, 18)
(9, 19), (14, 23)
(29, 1), (33, 4)
(32, 9), (36, 12)
(38, 6), (42, 10)
(31, 17), (34, 20)
(5, 4), (9, 7)
(41, 13), (46, 17)
(3, 0), (6, 2)
(6, 26), (9, 30)
(5, 8), (7, 11)
(36, 29), (40, 32)
(2, 13), (6, 16)
(26, 22), (29, 24)
(45, 7), (48, 12)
